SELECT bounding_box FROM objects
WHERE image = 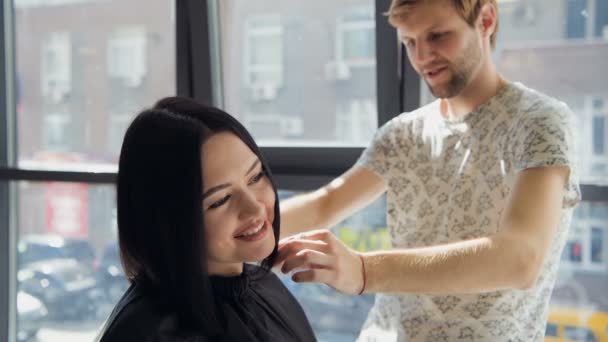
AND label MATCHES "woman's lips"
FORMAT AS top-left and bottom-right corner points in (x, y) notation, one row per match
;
(235, 221), (269, 242)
